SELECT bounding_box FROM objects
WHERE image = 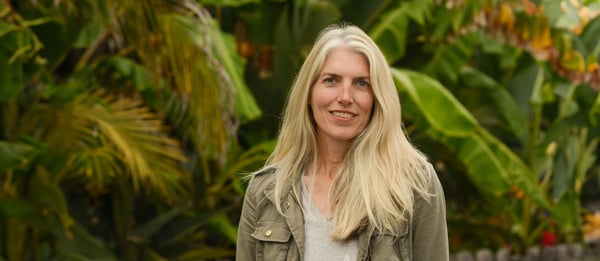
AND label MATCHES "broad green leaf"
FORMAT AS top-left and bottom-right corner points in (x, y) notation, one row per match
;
(237, 3), (285, 45)
(479, 32), (504, 54)
(111, 178), (134, 249)
(552, 191), (581, 236)
(508, 62), (544, 112)
(424, 33), (476, 83)
(153, 209), (225, 247)
(392, 68), (478, 136)
(459, 66), (527, 139)
(576, 134), (599, 193)
(0, 141), (36, 172)
(369, 6), (408, 63)
(393, 69), (548, 207)
(479, 130), (550, 209)
(0, 48), (24, 101)
(0, 20), (13, 38)
(543, 0), (580, 30)
(555, 83), (579, 120)
(130, 201), (192, 239)
(404, 0), (434, 25)
(55, 224), (117, 261)
(204, 18), (261, 122)
(431, 8), (453, 40)
(0, 198), (35, 219)
(581, 16), (600, 57)
(434, 131), (509, 197)
(299, 1), (341, 46)
(339, 0), (387, 28)
(207, 212), (238, 244)
(102, 57), (154, 91)
(29, 167), (74, 231)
